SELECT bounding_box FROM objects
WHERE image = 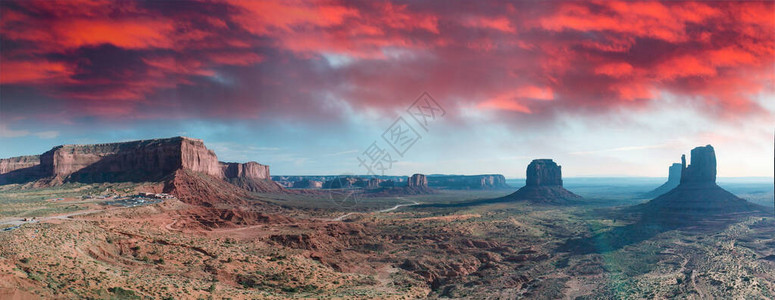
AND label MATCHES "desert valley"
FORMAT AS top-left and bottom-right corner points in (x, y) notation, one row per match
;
(1, 0), (774, 299)
(0, 137), (773, 299)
